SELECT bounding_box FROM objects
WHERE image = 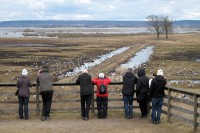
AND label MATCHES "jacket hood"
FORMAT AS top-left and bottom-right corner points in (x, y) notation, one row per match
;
(137, 68), (145, 77)
(155, 75), (165, 82)
(125, 72), (134, 78)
